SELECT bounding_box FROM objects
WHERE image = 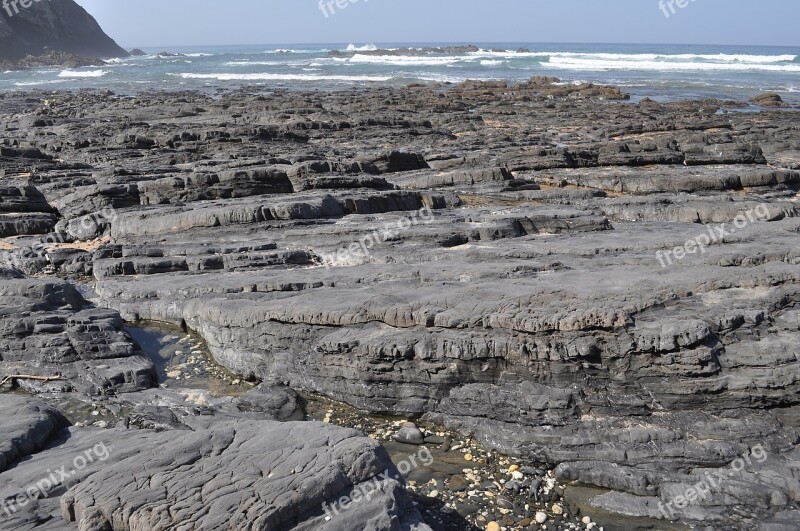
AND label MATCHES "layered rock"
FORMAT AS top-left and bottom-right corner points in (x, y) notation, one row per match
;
(0, 278), (155, 395)
(1, 78), (799, 528)
(0, 396), (429, 531)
